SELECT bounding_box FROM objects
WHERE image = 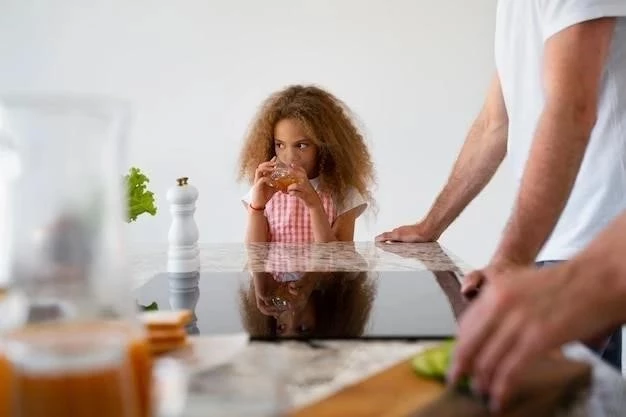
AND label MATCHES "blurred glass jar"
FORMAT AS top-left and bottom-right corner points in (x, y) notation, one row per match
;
(0, 95), (133, 321)
(0, 95), (157, 417)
